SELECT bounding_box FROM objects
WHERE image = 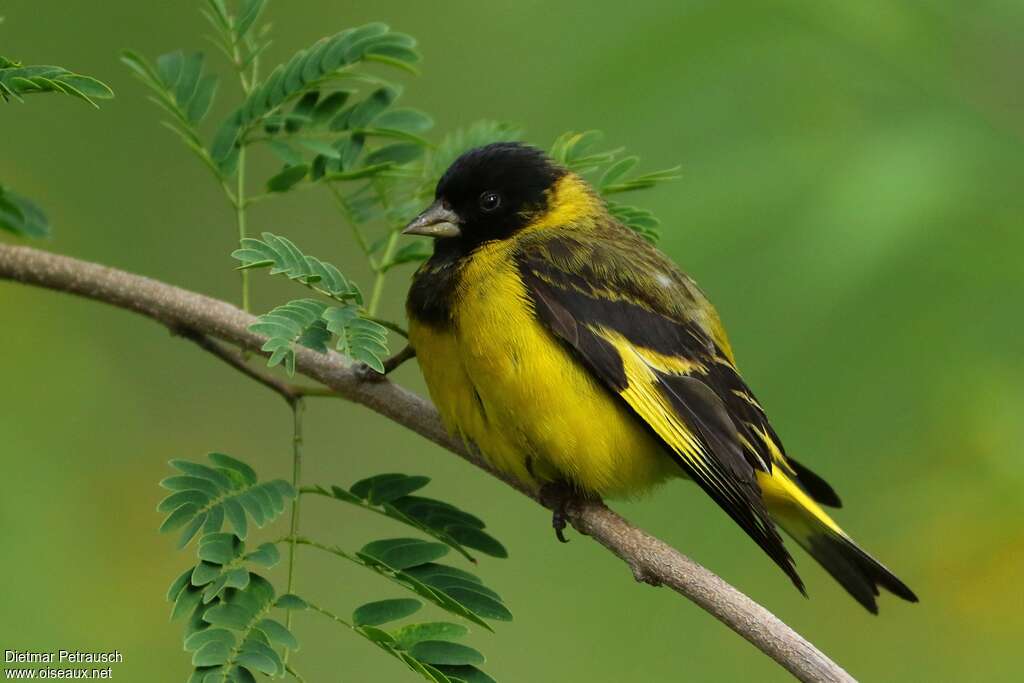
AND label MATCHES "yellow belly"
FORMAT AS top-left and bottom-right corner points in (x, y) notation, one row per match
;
(408, 240), (676, 497)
